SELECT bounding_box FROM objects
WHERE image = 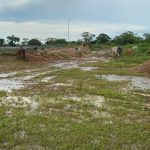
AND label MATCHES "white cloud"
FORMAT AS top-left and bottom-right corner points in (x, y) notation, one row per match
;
(0, 0), (40, 13)
(0, 21), (147, 41)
